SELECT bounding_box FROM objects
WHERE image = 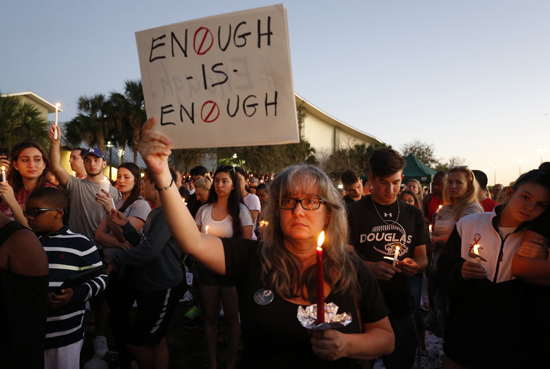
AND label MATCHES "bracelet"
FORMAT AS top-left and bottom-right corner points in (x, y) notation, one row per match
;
(155, 178), (174, 192)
